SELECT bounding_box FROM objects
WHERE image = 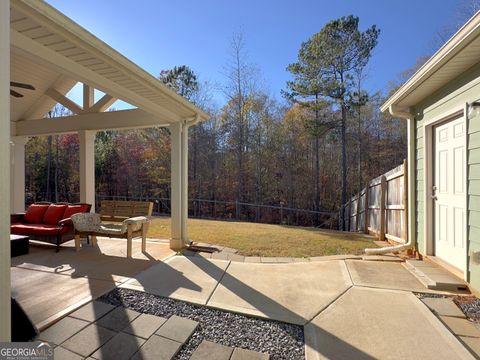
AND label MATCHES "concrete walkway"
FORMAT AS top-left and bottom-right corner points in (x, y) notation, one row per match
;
(120, 254), (475, 359)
